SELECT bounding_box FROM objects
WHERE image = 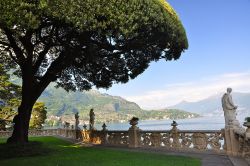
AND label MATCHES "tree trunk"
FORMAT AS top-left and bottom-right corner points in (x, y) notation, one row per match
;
(6, 70), (52, 143)
(7, 101), (34, 143)
(7, 65), (37, 144)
